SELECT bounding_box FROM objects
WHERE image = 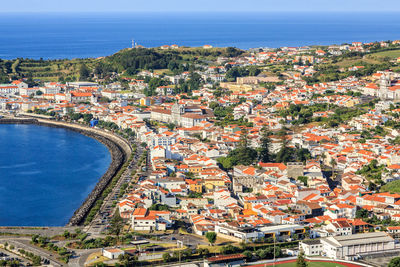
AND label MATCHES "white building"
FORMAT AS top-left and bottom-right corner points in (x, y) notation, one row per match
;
(214, 224), (263, 243)
(0, 85), (19, 96)
(102, 248), (125, 259)
(325, 220), (353, 236)
(20, 88), (40, 96)
(258, 224), (306, 241)
(299, 240), (323, 256)
(321, 232), (396, 260)
(151, 134), (176, 148)
(40, 86), (60, 95)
